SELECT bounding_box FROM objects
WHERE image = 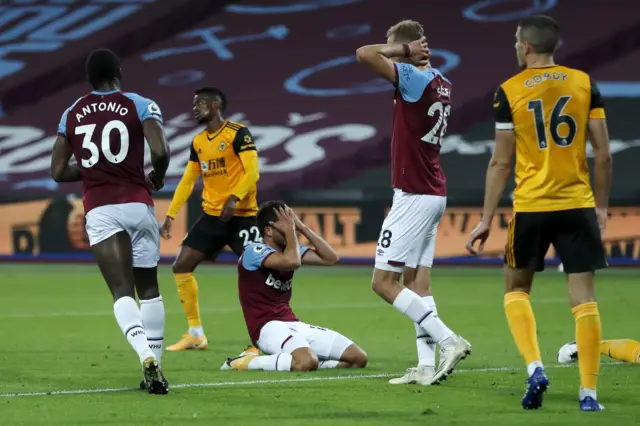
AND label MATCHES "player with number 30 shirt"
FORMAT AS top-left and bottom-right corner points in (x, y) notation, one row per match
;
(357, 20), (470, 386)
(51, 49), (170, 394)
